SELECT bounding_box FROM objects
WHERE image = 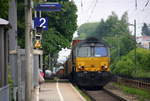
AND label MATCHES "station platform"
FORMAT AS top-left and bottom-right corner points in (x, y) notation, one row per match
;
(39, 81), (86, 101)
